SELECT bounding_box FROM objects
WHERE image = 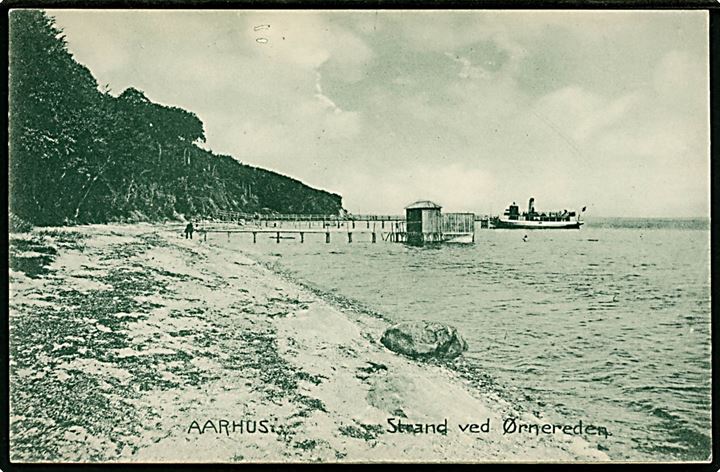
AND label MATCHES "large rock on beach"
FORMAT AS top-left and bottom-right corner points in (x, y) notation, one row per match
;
(380, 321), (468, 360)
